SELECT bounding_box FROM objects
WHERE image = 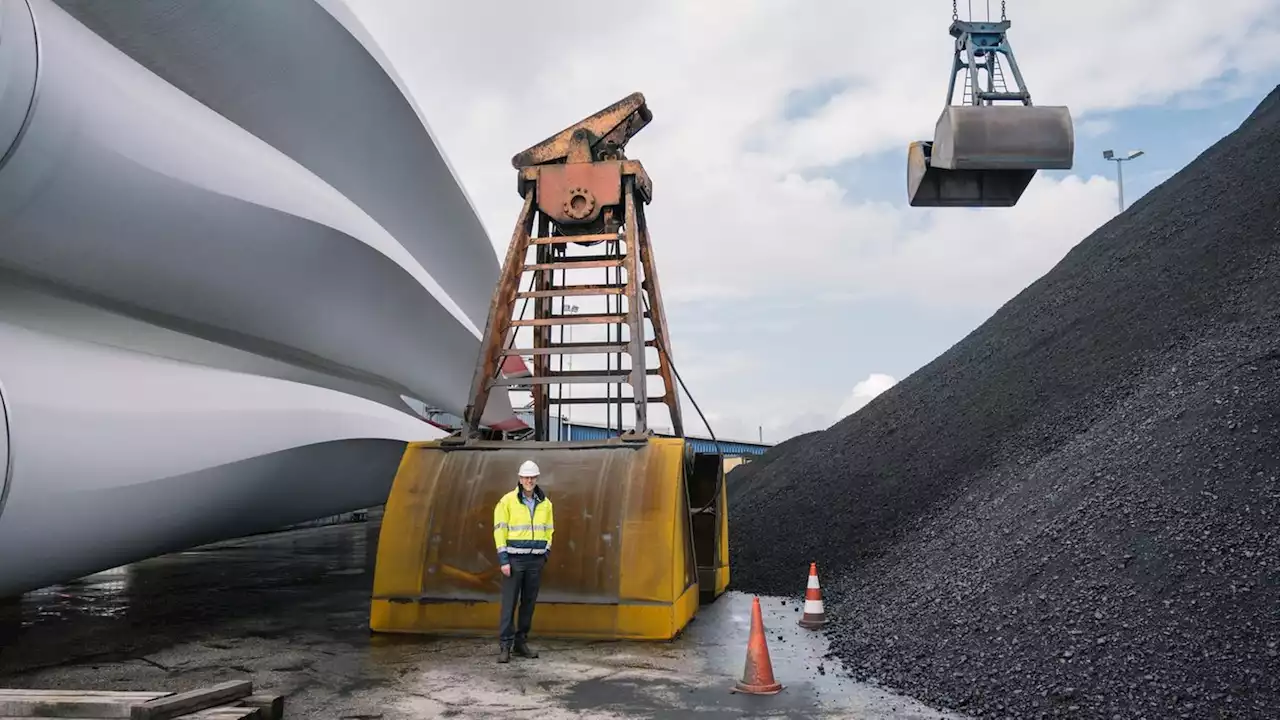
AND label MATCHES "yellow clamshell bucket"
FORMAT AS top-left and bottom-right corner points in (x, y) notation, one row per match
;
(369, 436), (729, 641)
(907, 15), (1074, 208)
